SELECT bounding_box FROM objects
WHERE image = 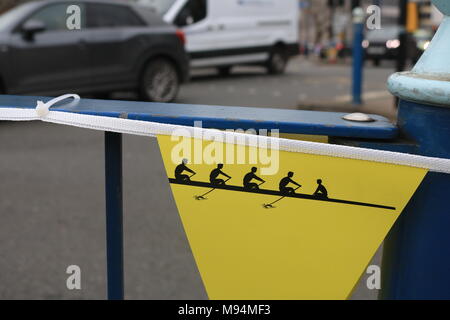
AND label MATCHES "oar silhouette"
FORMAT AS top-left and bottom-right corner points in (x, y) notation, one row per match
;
(195, 178), (231, 200)
(263, 186), (301, 209)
